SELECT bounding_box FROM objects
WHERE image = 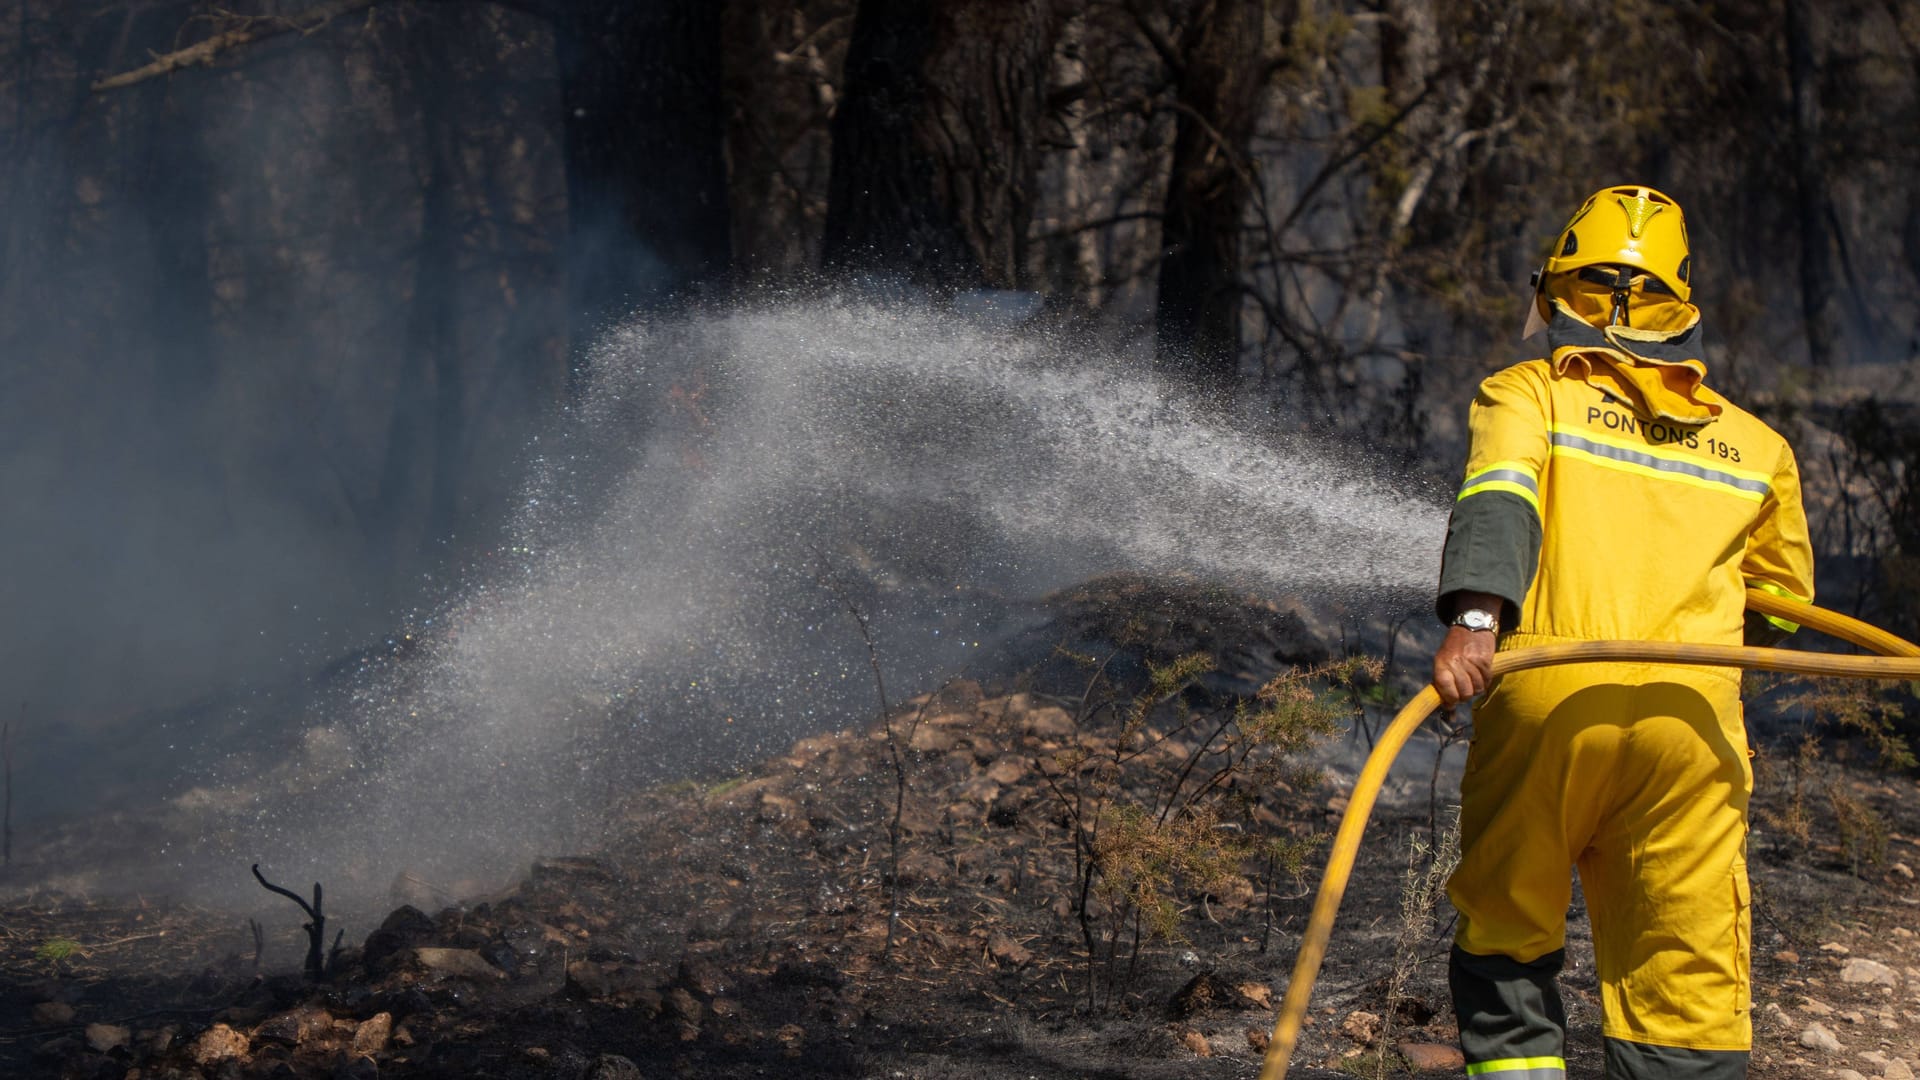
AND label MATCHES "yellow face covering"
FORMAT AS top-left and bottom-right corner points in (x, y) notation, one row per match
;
(1536, 271), (1722, 426)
